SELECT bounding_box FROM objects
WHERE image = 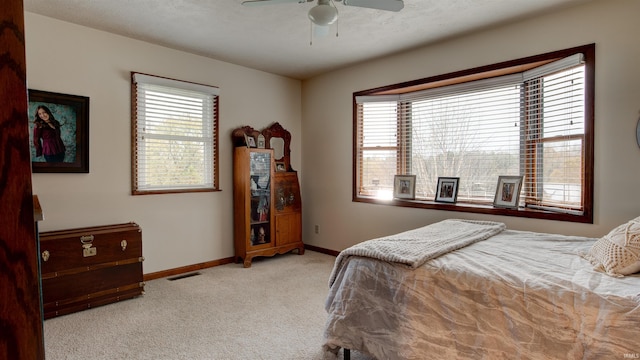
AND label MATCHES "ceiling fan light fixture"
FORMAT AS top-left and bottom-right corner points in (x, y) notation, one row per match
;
(308, 1), (338, 26)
